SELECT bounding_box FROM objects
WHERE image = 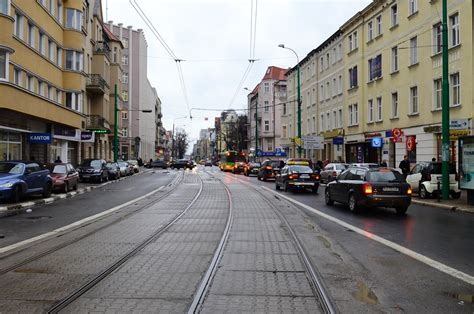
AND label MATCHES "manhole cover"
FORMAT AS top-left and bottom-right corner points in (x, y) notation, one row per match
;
(26, 216), (52, 220)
